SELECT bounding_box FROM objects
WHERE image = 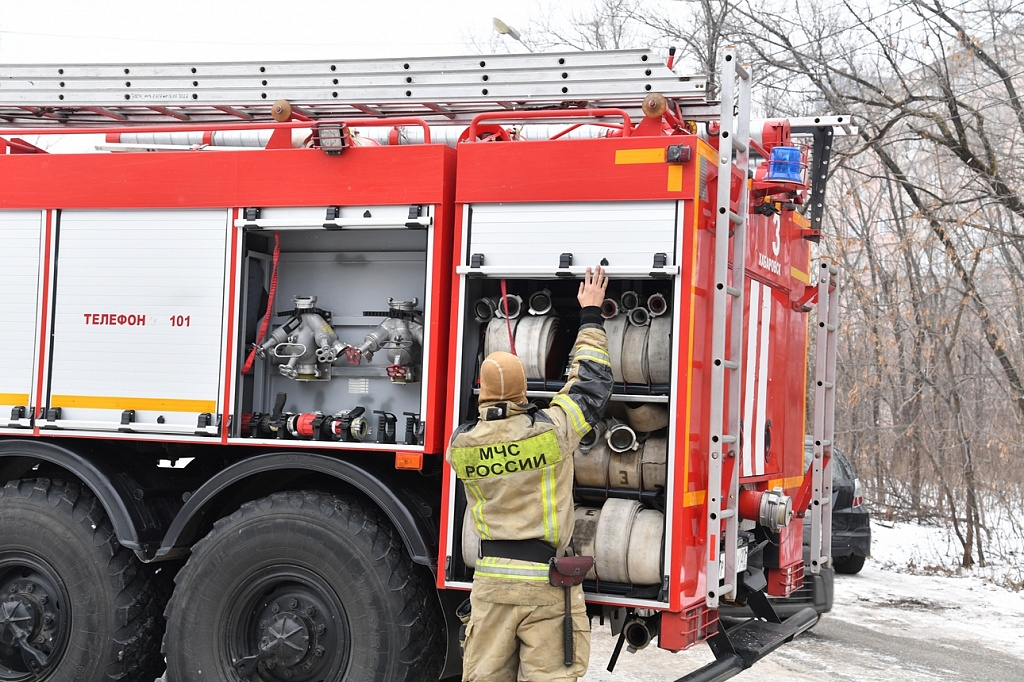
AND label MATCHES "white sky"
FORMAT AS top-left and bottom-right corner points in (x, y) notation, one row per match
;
(0, 0), (570, 64)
